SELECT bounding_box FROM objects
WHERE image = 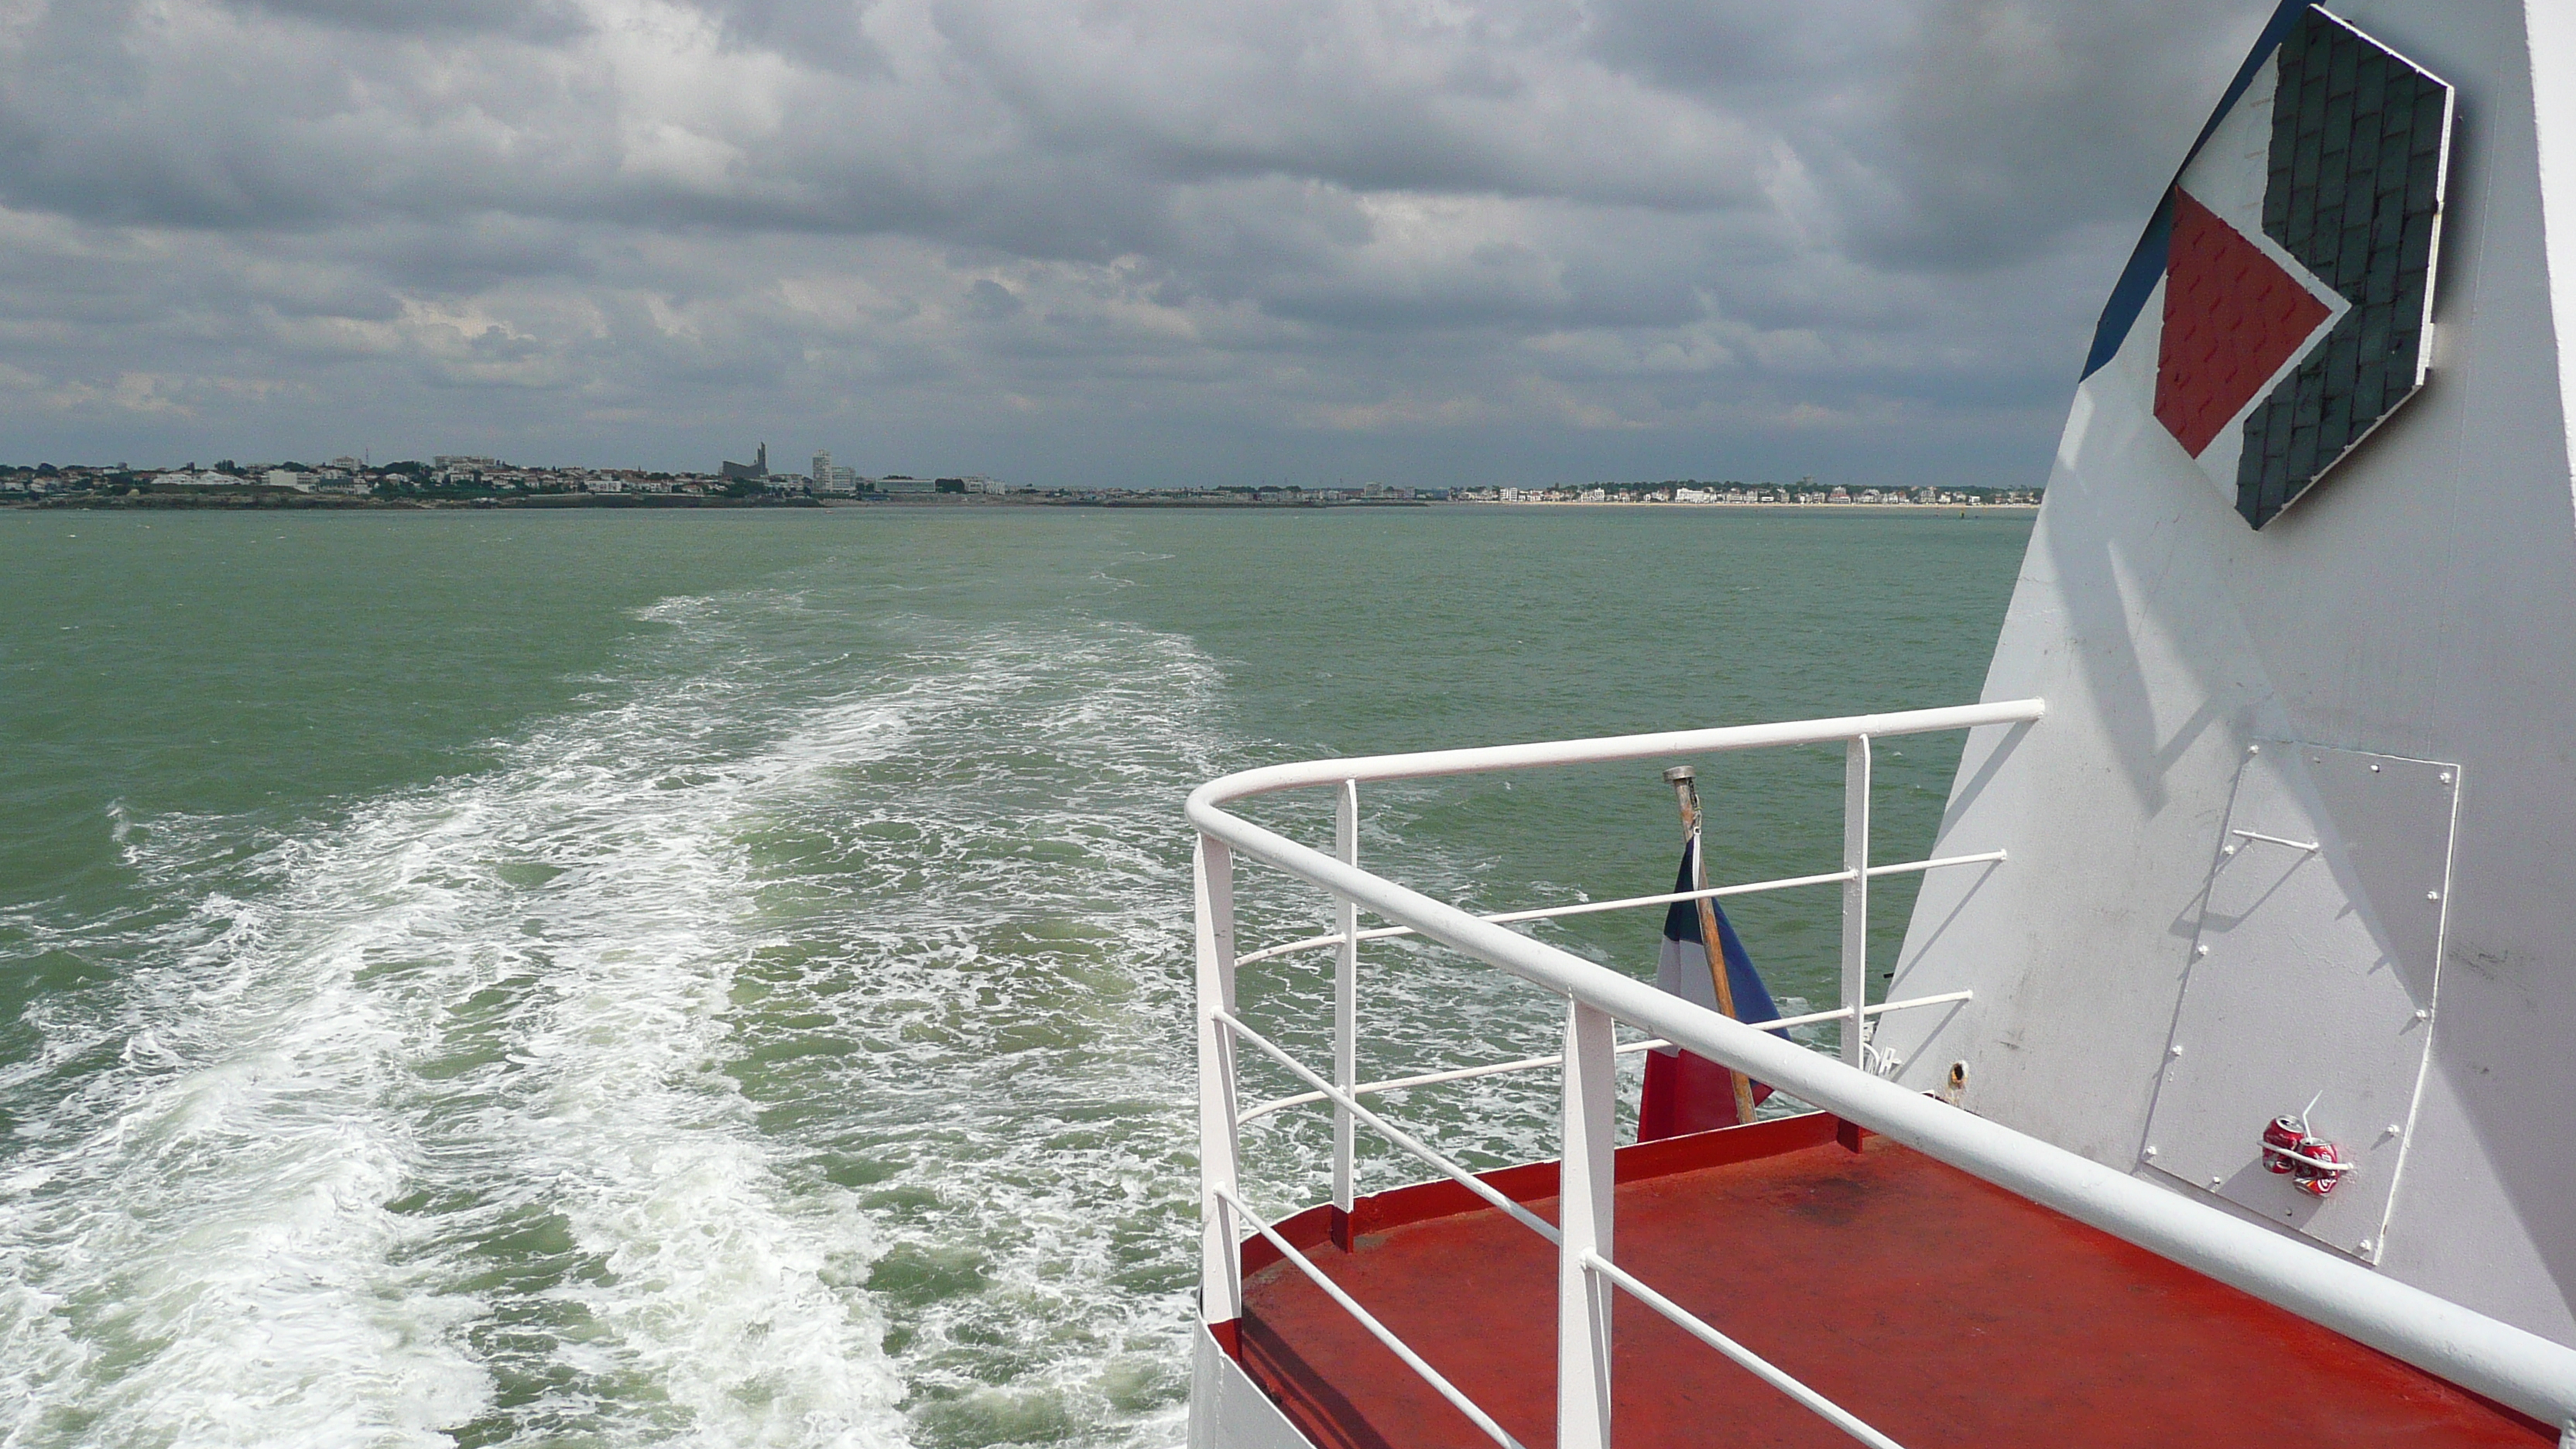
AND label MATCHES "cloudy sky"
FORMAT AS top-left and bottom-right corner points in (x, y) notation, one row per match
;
(0, 0), (2269, 488)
